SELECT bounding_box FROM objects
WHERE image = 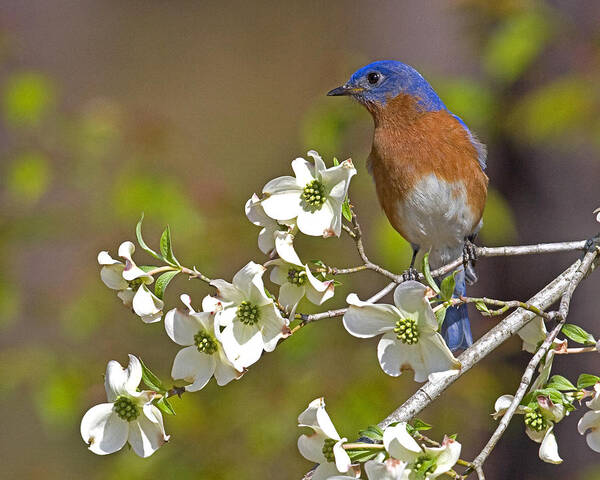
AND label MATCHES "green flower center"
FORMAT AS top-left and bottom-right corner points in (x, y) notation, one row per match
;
(128, 278), (144, 289)
(302, 180), (326, 208)
(413, 454), (436, 475)
(394, 317), (419, 344)
(524, 409), (547, 432)
(113, 396), (140, 422)
(287, 267), (307, 286)
(322, 438), (336, 463)
(237, 301), (260, 326)
(194, 330), (218, 354)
